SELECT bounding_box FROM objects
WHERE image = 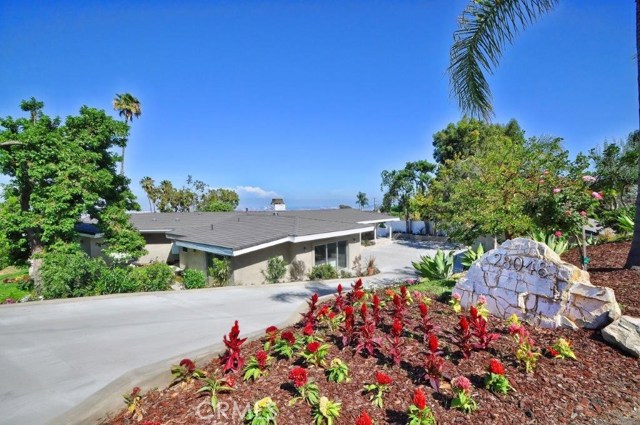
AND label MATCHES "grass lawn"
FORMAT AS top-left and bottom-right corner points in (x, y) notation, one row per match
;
(410, 278), (456, 298)
(0, 267), (30, 303)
